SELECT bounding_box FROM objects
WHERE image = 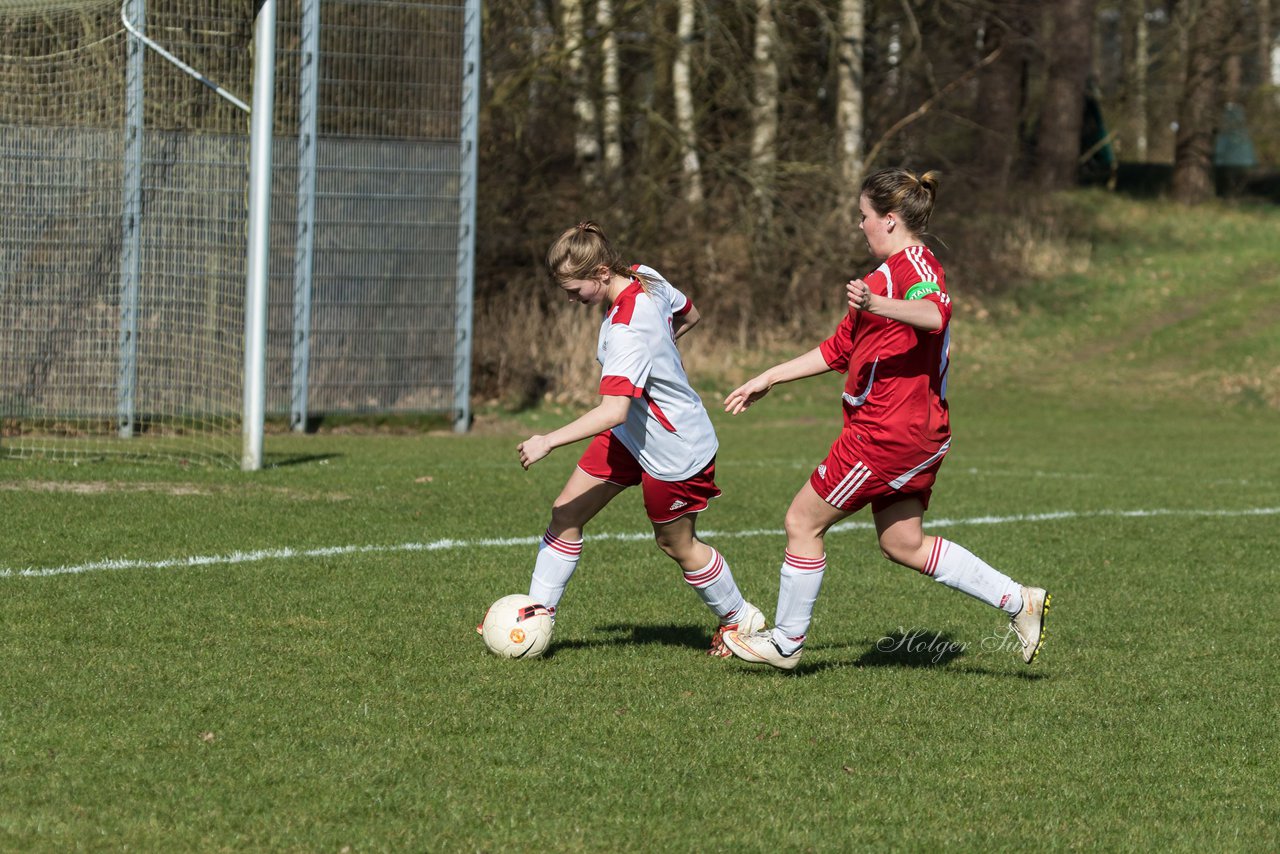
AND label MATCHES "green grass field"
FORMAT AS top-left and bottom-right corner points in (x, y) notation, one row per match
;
(2, 194), (1279, 851)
